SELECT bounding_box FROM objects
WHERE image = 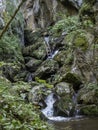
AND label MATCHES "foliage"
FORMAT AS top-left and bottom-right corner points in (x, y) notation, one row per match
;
(87, 83), (98, 91)
(35, 77), (53, 89)
(0, 76), (53, 130)
(0, 0), (24, 39)
(0, 34), (23, 62)
(51, 16), (81, 34)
